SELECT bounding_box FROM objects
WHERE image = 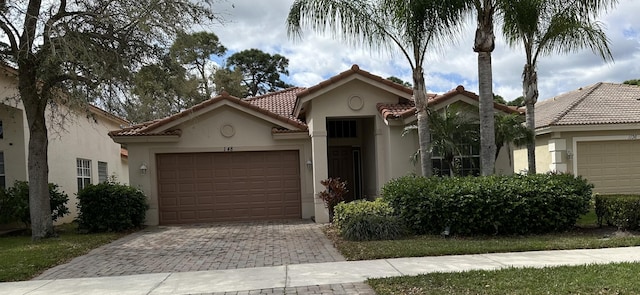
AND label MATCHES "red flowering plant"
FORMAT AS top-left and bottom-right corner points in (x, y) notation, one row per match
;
(317, 177), (348, 222)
